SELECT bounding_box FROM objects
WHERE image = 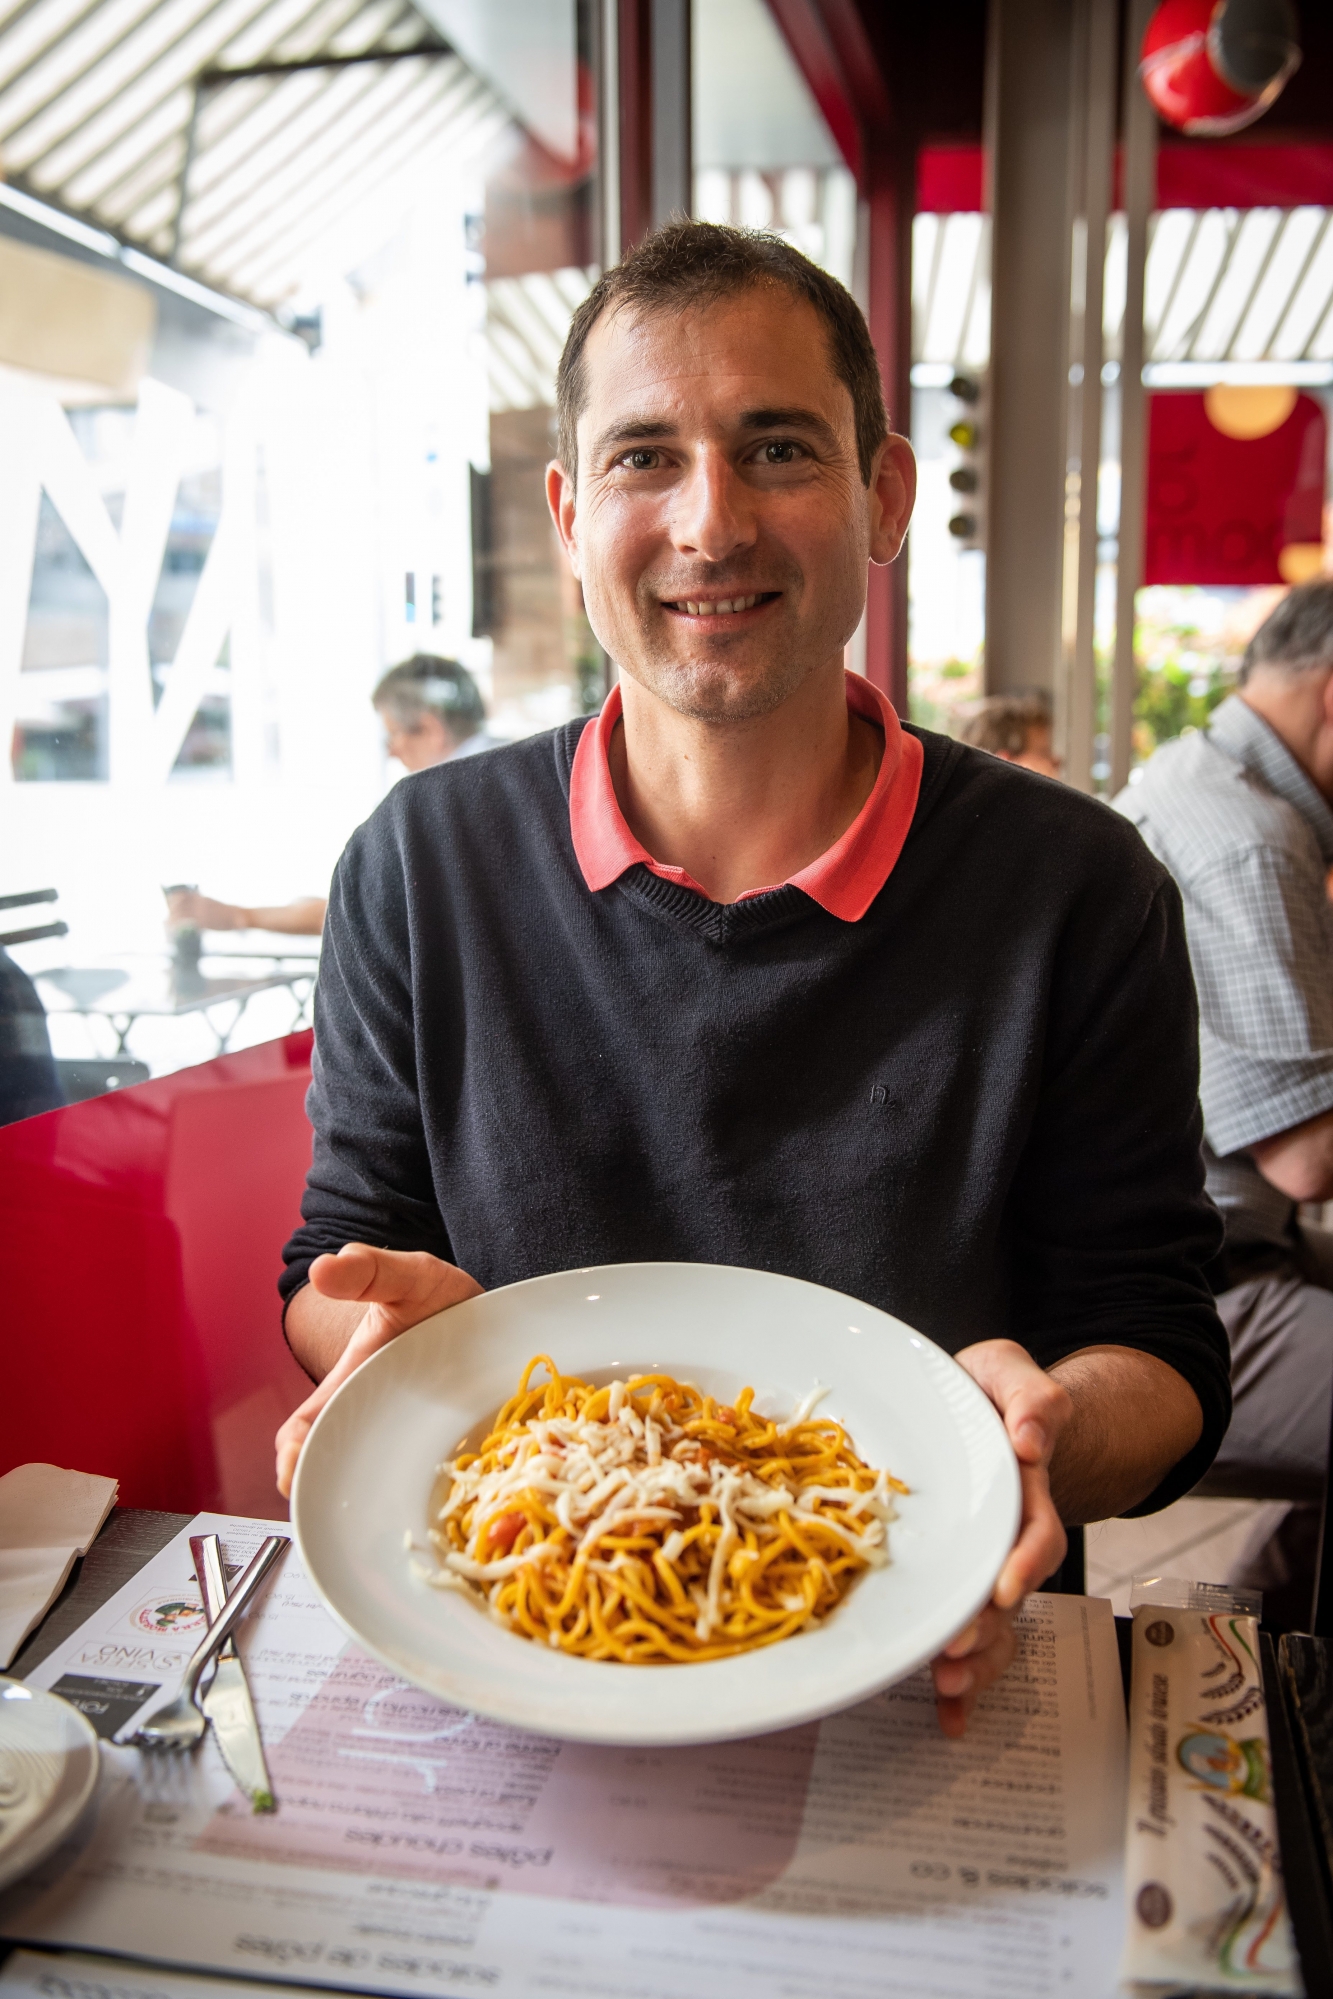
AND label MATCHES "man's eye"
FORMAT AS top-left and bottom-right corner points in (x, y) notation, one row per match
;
(761, 441), (800, 464)
(623, 449), (661, 471)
